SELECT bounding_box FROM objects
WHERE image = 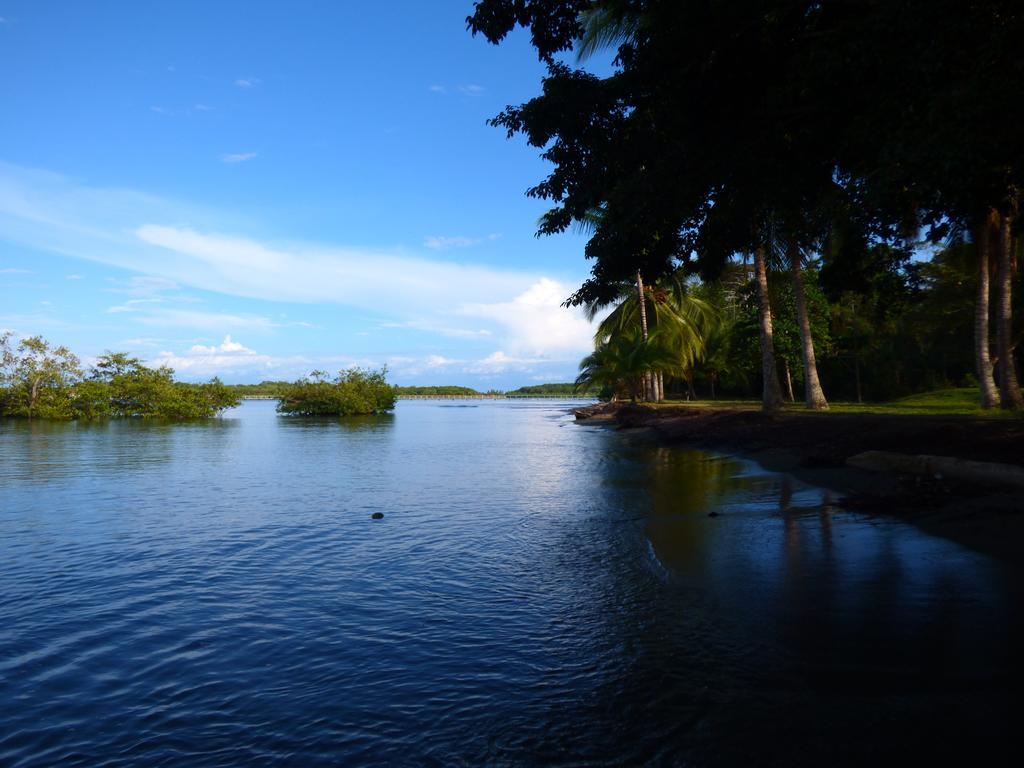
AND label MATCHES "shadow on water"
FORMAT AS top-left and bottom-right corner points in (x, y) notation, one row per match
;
(275, 413), (396, 433)
(582, 440), (1022, 764)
